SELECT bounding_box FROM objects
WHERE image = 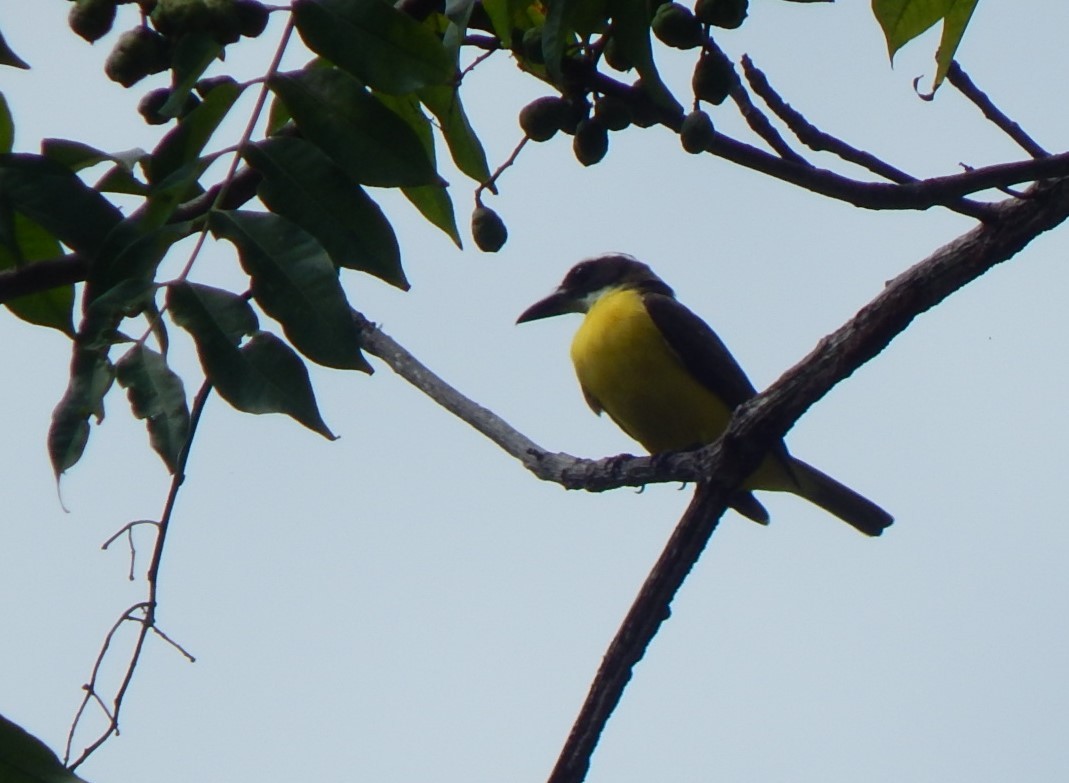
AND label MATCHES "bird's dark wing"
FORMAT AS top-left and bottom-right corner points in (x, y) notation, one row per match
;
(643, 293), (758, 409)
